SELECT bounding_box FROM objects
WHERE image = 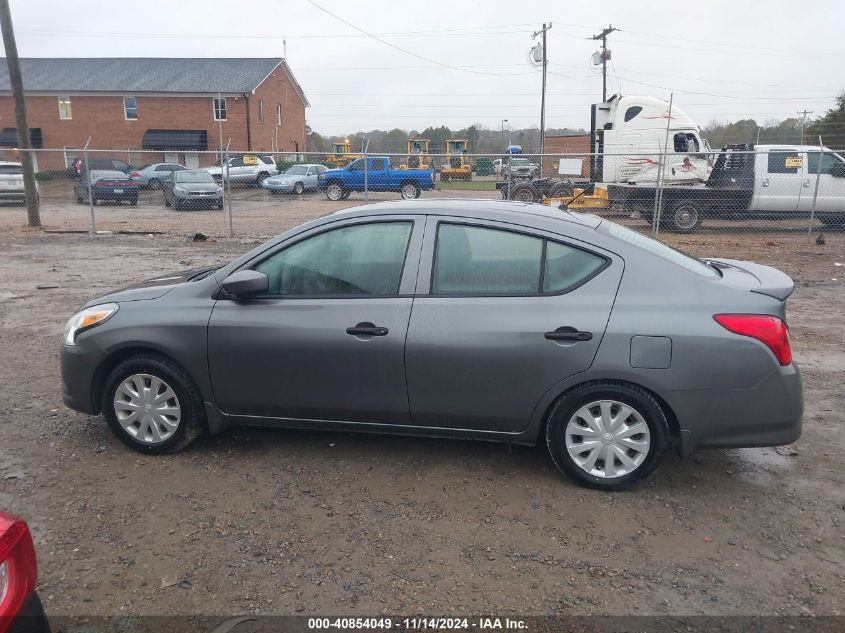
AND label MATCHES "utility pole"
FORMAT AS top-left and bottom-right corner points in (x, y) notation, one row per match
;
(0, 0), (39, 227)
(797, 109), (813, 146)
(532, 22), (551, 176)
(591, 25), (618, 102)
(501, 119), (508, 148)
